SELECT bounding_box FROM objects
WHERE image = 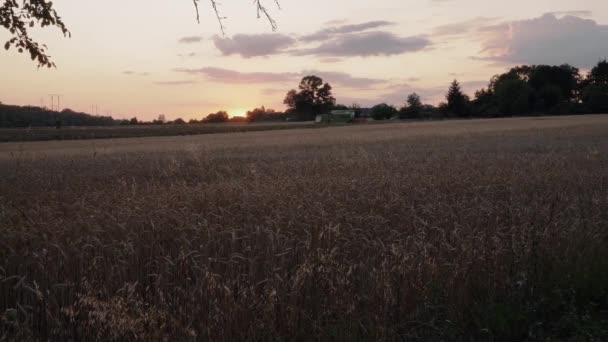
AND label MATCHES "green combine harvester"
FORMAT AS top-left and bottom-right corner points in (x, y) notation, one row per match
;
(315, 110), (356, 124)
